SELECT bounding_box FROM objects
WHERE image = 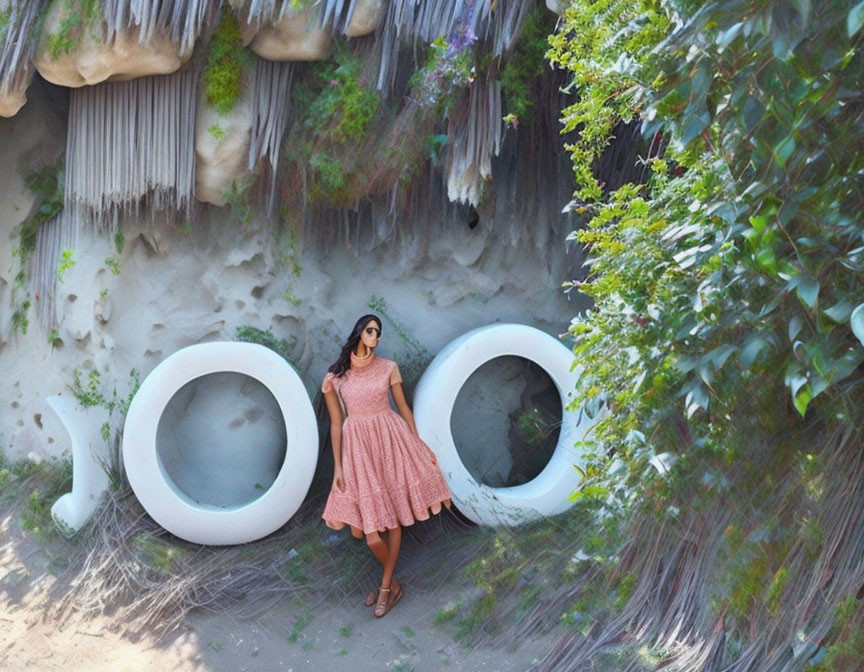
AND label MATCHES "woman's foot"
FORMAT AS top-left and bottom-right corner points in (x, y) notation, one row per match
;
(373, 580), (403, 618)
(364, 590), (376, 607)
